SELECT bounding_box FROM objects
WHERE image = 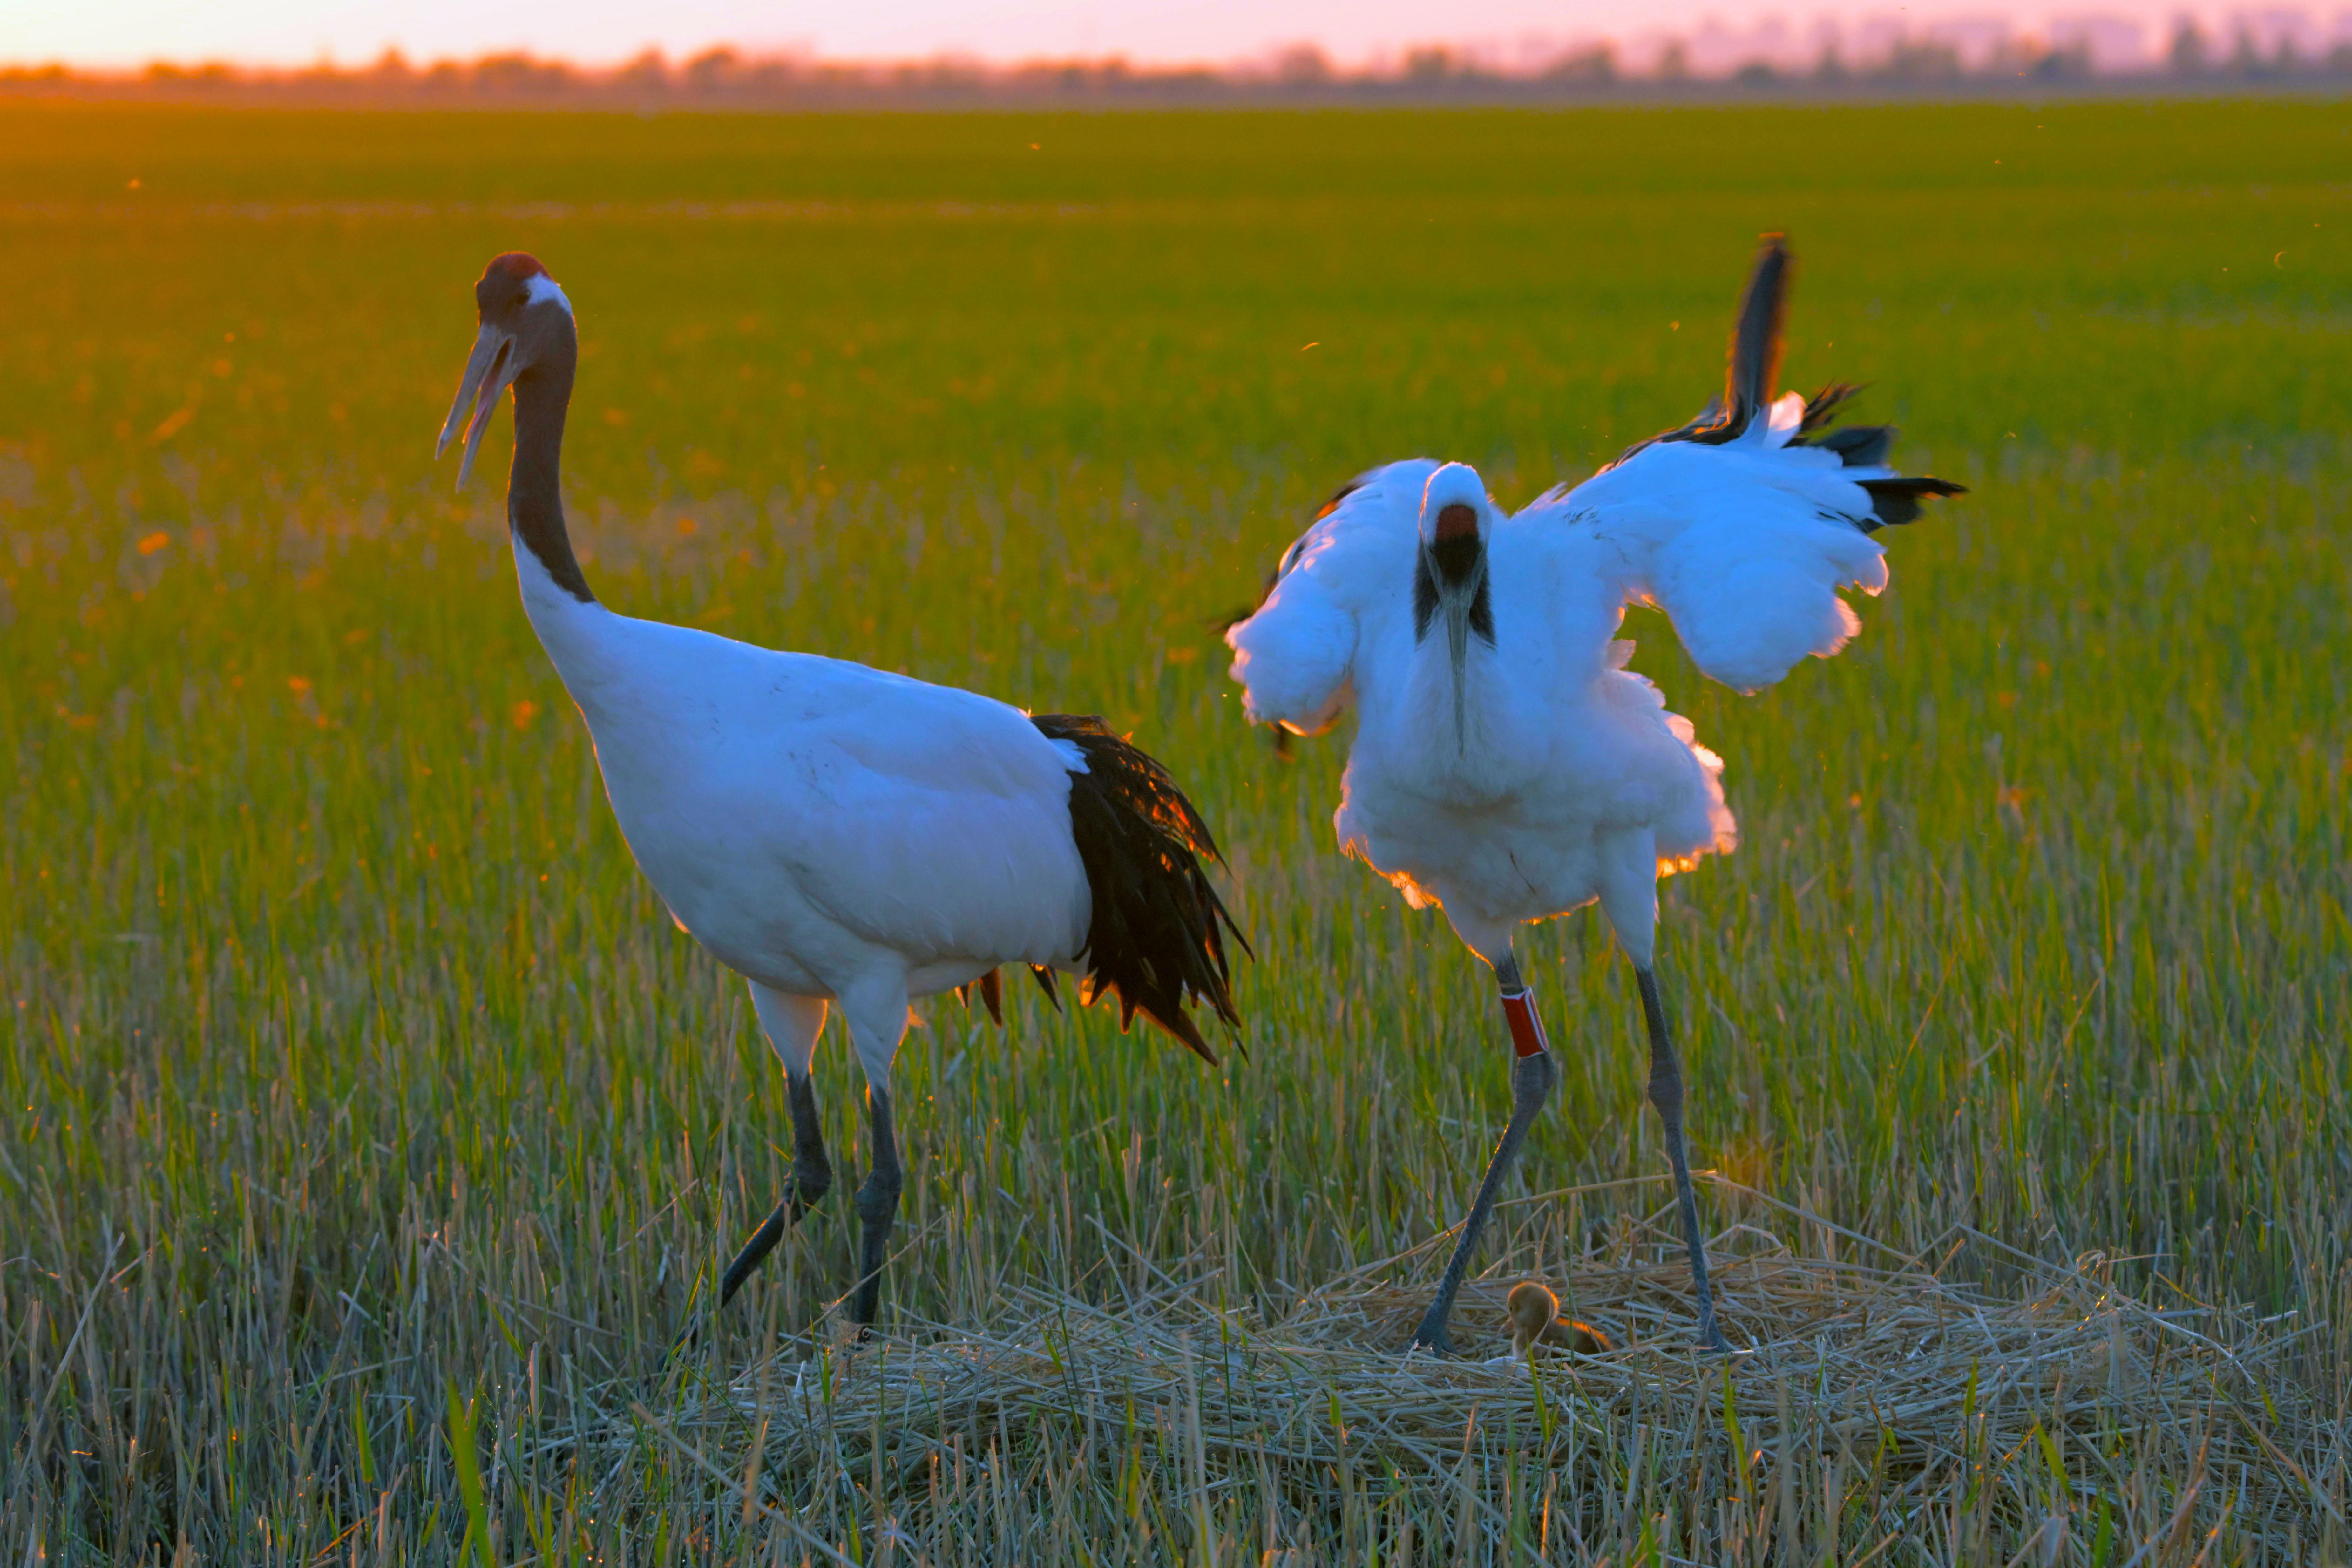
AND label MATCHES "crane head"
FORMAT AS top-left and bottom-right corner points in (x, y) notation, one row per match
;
(437, 253), (577, 488)
(1411, 463), (1497, 752)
